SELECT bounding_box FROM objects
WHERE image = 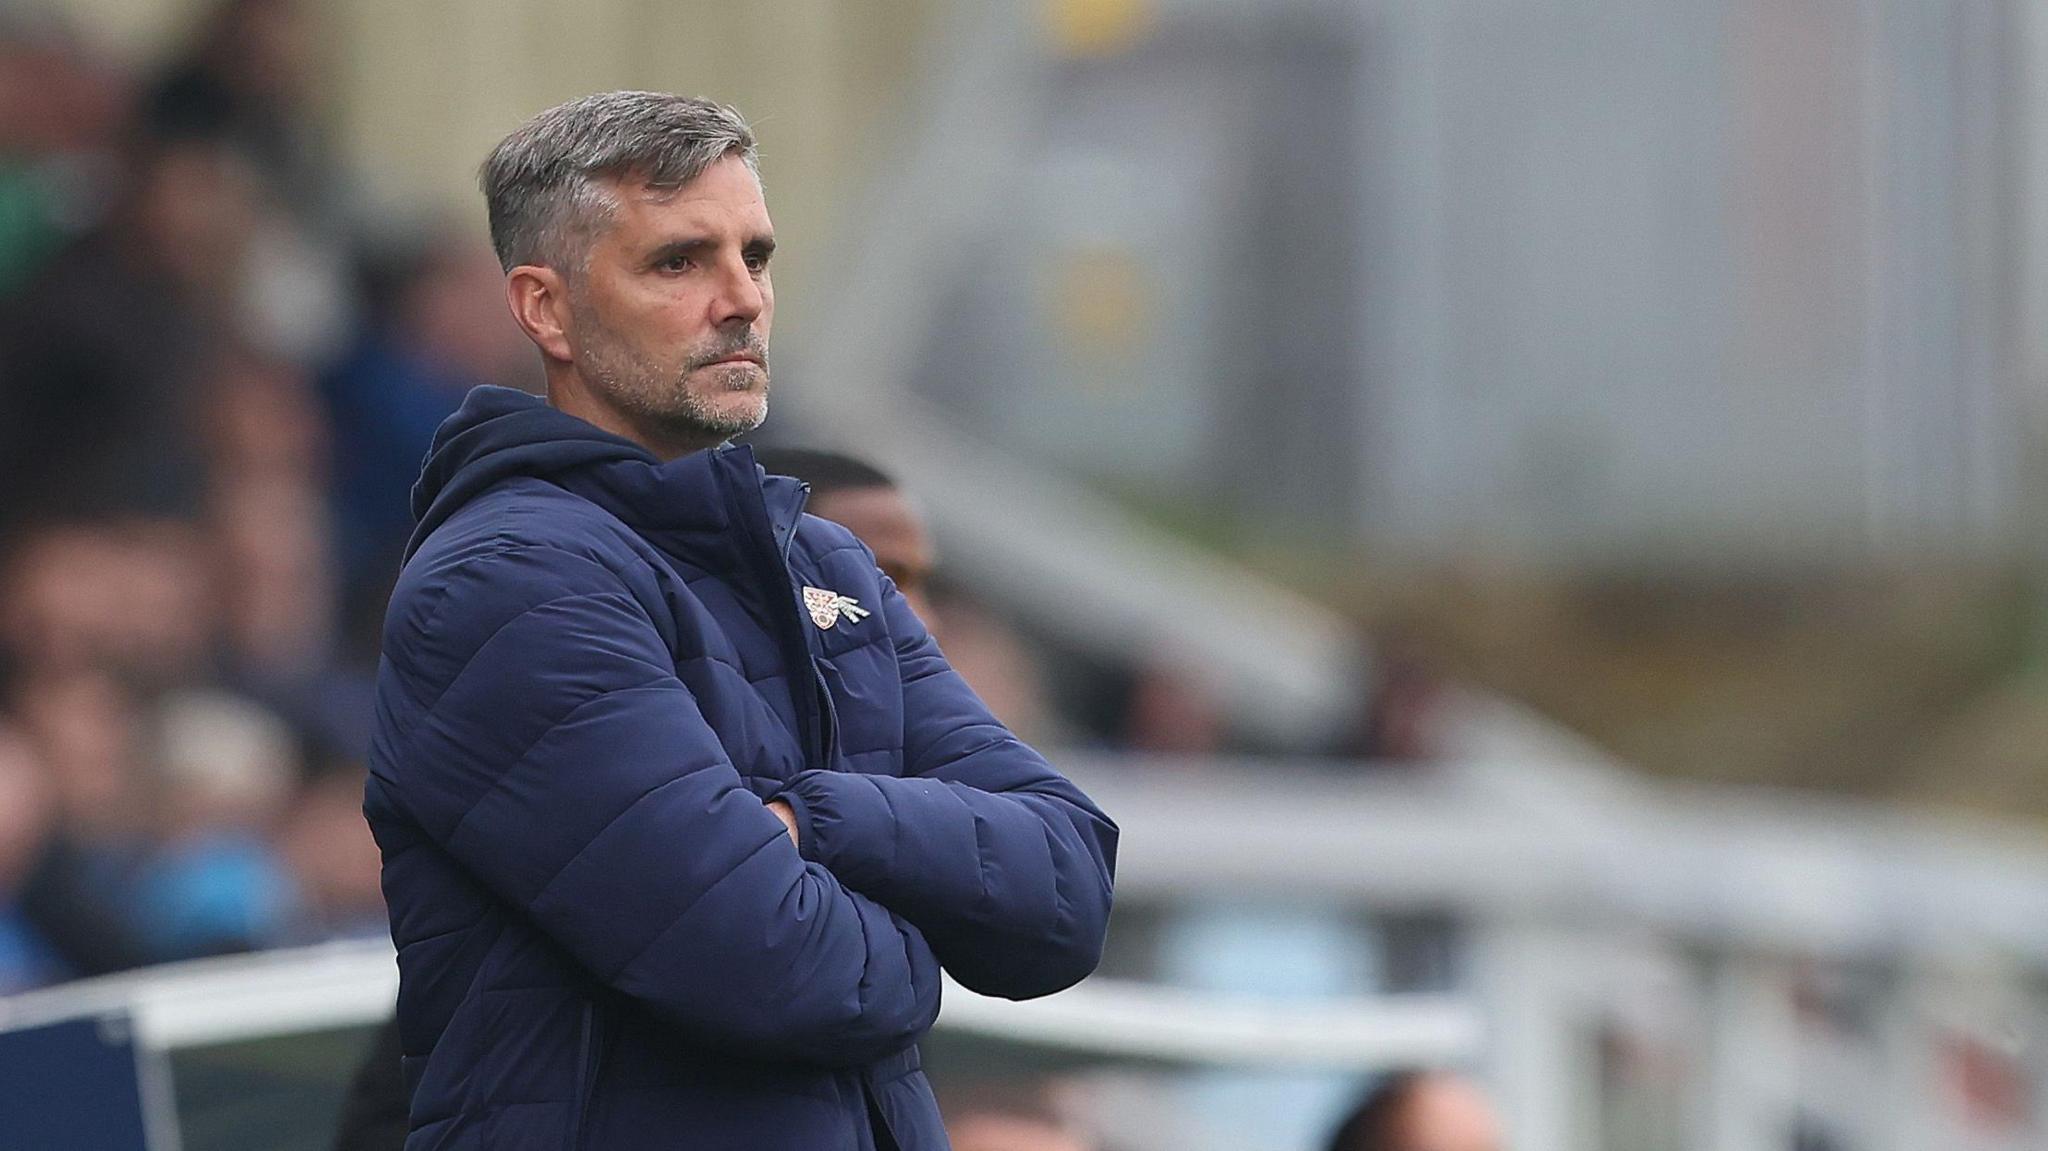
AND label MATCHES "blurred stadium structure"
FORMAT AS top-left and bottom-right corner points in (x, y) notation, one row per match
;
(5, 0), (2048, 1149)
